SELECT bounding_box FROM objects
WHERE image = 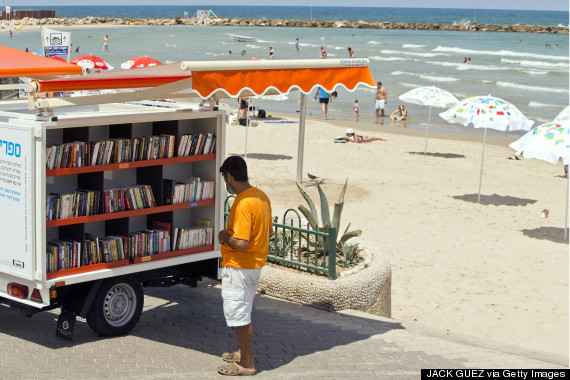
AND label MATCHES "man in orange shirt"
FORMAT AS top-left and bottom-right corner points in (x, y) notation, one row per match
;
(217, 156), (272, 377)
